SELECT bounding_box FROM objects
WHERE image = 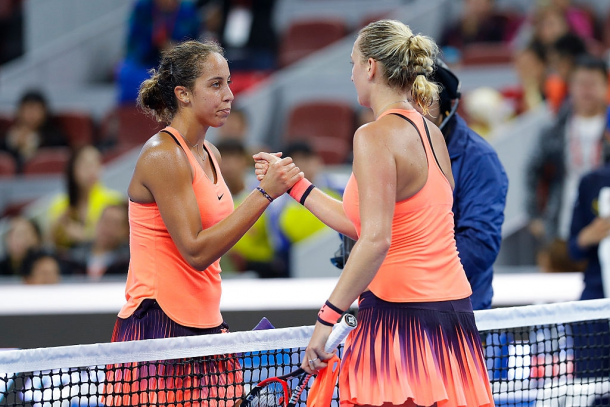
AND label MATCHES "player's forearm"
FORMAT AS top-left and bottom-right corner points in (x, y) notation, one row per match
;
(327, 236), (389, 311)
(186, 189), (271, 270)
(302, 188), (358, 239)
